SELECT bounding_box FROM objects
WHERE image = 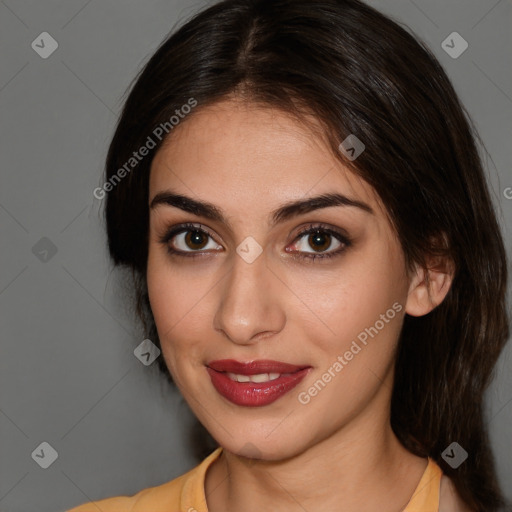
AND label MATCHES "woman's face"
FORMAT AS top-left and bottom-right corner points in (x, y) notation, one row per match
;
(147, 98), (414, 460)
